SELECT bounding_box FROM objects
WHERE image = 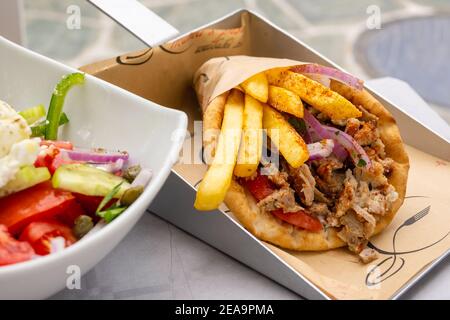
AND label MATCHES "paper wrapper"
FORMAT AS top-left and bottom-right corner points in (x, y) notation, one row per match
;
(81, 12), (450, 300)
(194, 55), (301, 112)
